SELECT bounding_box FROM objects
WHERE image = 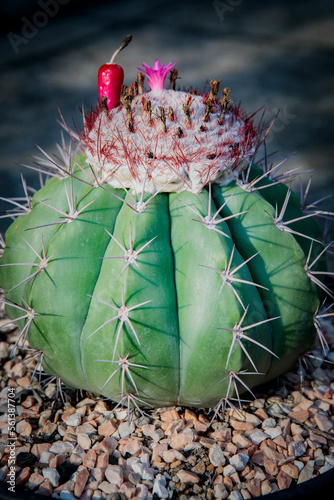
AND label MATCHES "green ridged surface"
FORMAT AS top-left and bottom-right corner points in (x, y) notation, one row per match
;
(0, 158), (322, 407)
